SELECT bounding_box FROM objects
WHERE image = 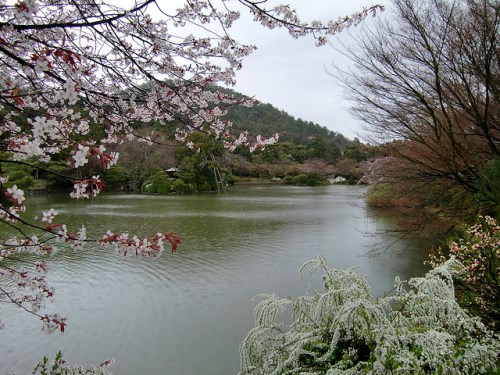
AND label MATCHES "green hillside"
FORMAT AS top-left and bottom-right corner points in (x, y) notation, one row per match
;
(219, 87), (352, 149)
